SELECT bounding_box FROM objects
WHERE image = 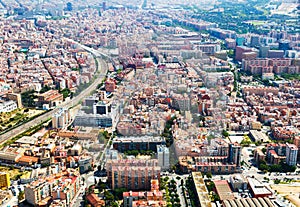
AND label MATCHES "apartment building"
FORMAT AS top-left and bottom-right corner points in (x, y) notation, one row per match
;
(286, 143), (298, 166)
(157, 145), (170, 171)
(0, 99), (17, 113)
(123, 180), (166, 207)
(24, 169), (80, 206)
(242, 58), (299, 75)
(266, 143), (286, 164)
(228, 143), (242, 167)
(112, 136), (165, 153)
(242, 86), (279, 96)
(106, 159), (161, 190)
(52, 108), (70, 129)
